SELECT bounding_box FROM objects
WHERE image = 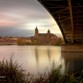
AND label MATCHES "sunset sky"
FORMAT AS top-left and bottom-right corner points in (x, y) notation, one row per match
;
(0, 0), (63, 37)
